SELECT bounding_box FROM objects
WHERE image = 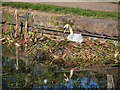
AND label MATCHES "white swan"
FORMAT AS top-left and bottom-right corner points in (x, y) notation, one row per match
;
(63, 24), (83, 43)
